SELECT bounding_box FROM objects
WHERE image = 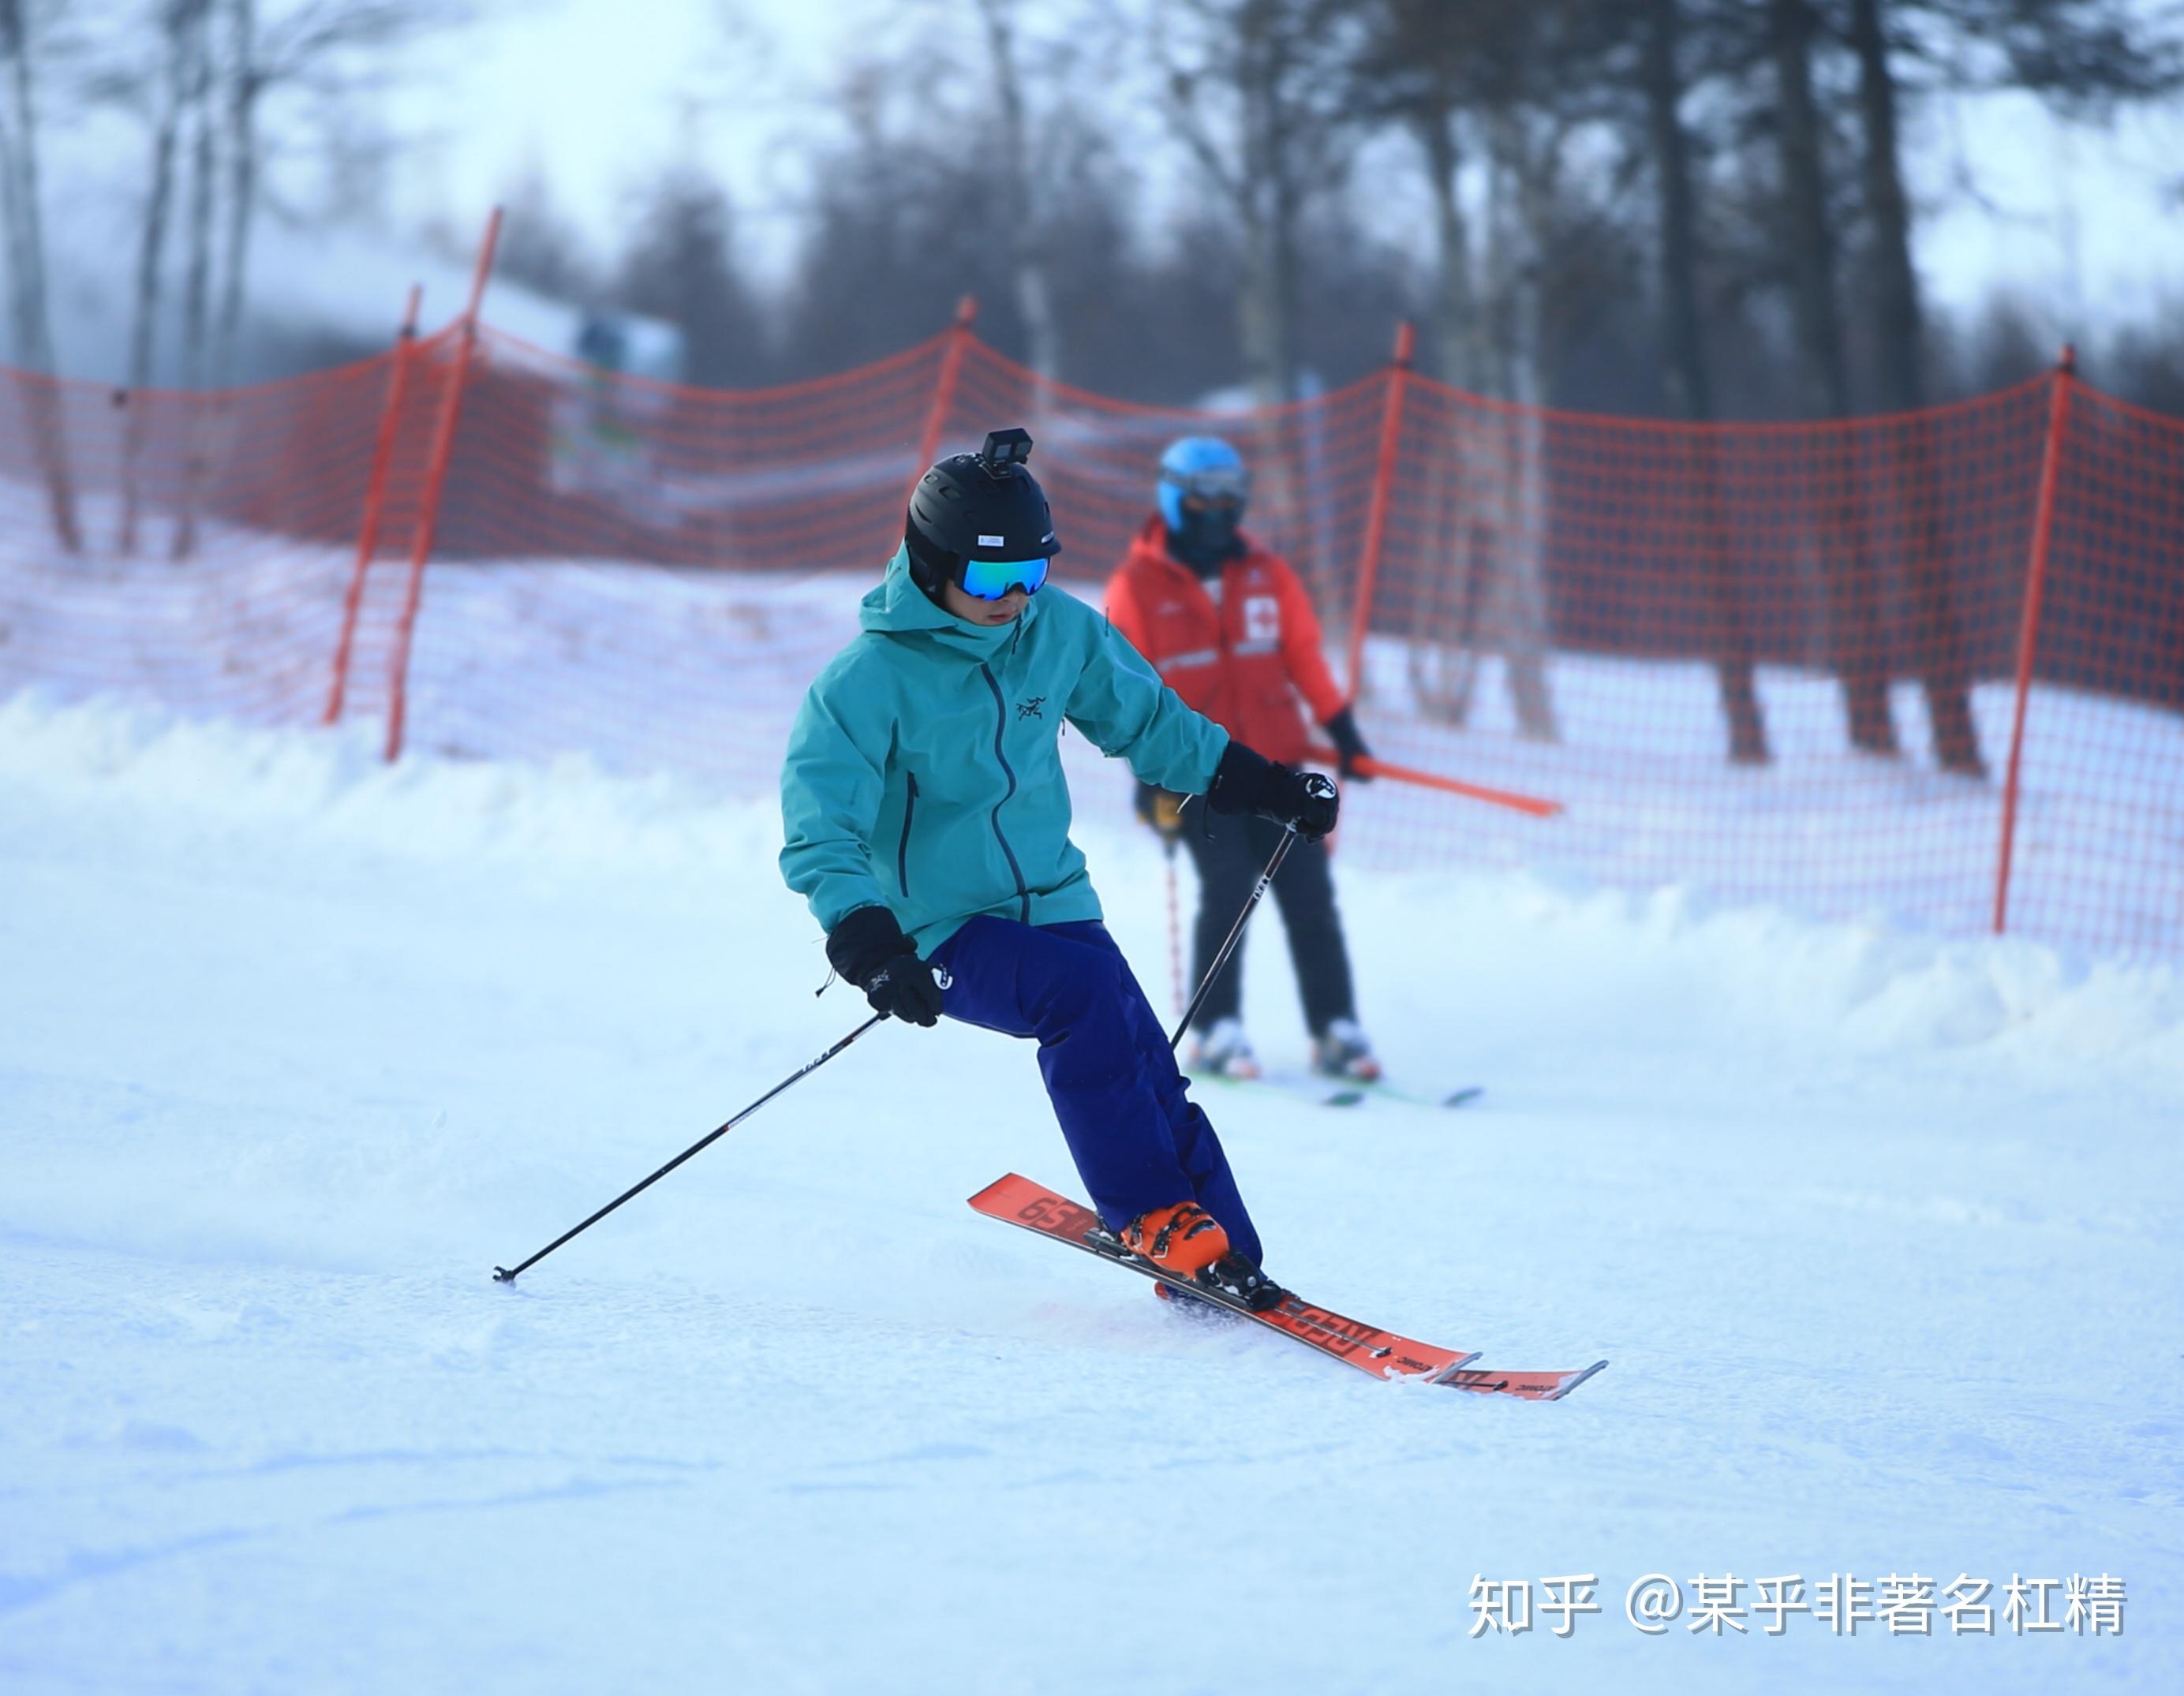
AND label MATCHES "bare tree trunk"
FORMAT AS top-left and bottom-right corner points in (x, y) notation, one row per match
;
(1847, 0), (1984, 775)
(1235, 197), (1283, 405)
(1770, 0), (1896, 754)
(1484, 109), (1560, 742)
(171, 2), (219, 558)
(178, 15), (215, 392)
(1644, 0), (1707, 428)
(1234, 39), (1286, 409)
(211, 0), (256, 388)
(1415, 127), (1513, 724)
(1267, 169), (1303, 408)
(1409, 105), (1479, 717)
(1769, 1), (1849, 417)
(1419, 106), (1479, 391)
(120, 1), (200, 555)
(1158, 0), (1334, 412)
(1264, 143), (1322, 596)
(1229, 6), (1305, 409)
(974, 0), (1058, 391)
(1155, 0), (1346, 600)
(0, 0), (82, 554)
(1499, 256), (1560, 743)
(1646, 0), (1766, 762)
